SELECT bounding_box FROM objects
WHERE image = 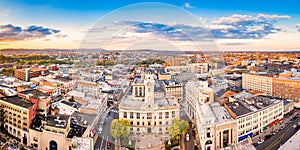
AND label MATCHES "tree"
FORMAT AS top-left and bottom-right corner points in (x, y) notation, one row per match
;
(167, 118), (189, 150)
(110, 119), (130, 149)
